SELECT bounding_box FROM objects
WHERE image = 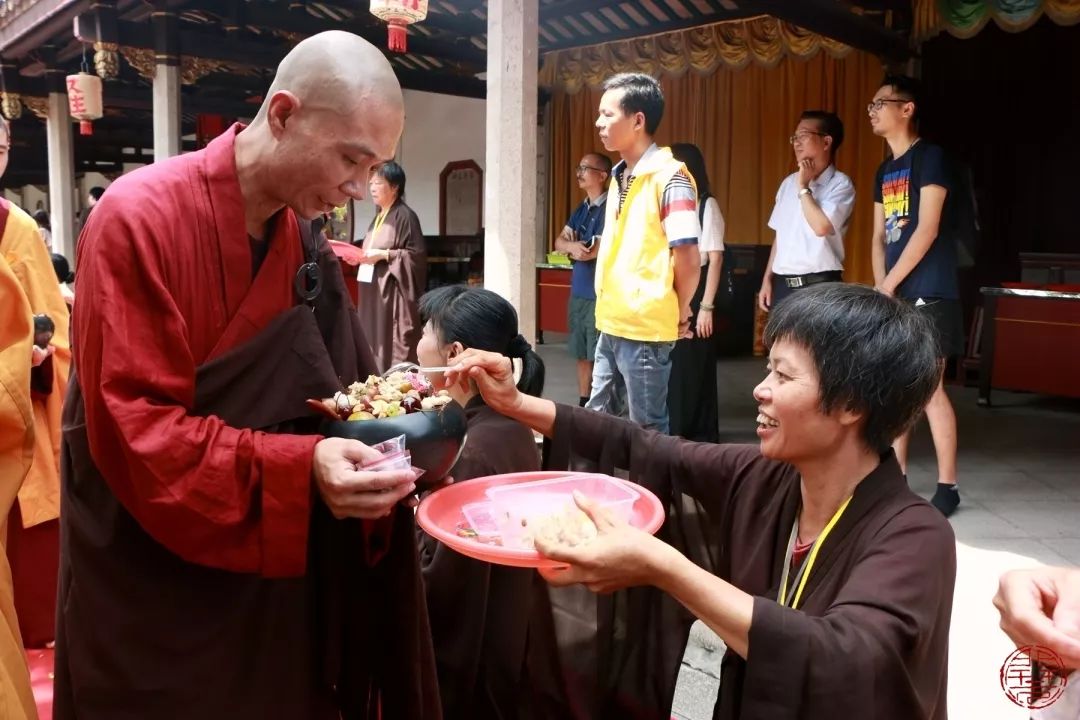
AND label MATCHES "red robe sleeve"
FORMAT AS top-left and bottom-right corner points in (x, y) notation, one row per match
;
(75, 203), (317, 578)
